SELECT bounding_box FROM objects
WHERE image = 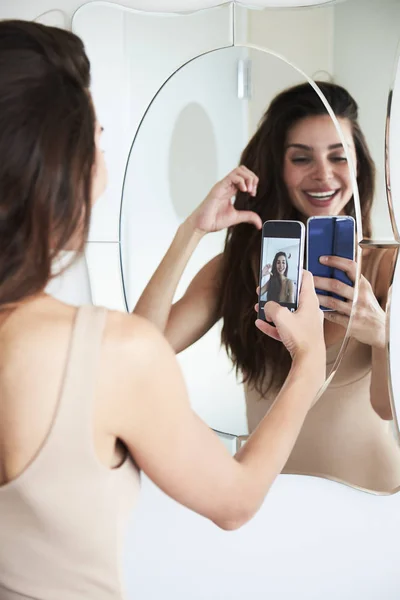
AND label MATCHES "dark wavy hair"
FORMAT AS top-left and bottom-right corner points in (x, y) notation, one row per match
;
(267, 252), (289, 302)
(0, 20), (95, 308)
(218, 81), (376, 394)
